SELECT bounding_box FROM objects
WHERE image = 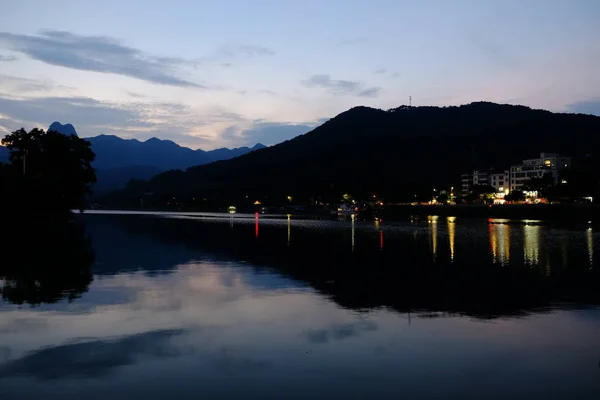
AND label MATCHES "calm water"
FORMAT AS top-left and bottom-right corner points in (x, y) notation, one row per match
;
(1, 213), (600, 399)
